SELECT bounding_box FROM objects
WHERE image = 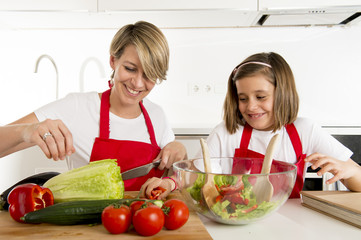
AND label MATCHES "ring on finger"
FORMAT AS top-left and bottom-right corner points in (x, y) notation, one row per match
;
(42, 132), (53, 141)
